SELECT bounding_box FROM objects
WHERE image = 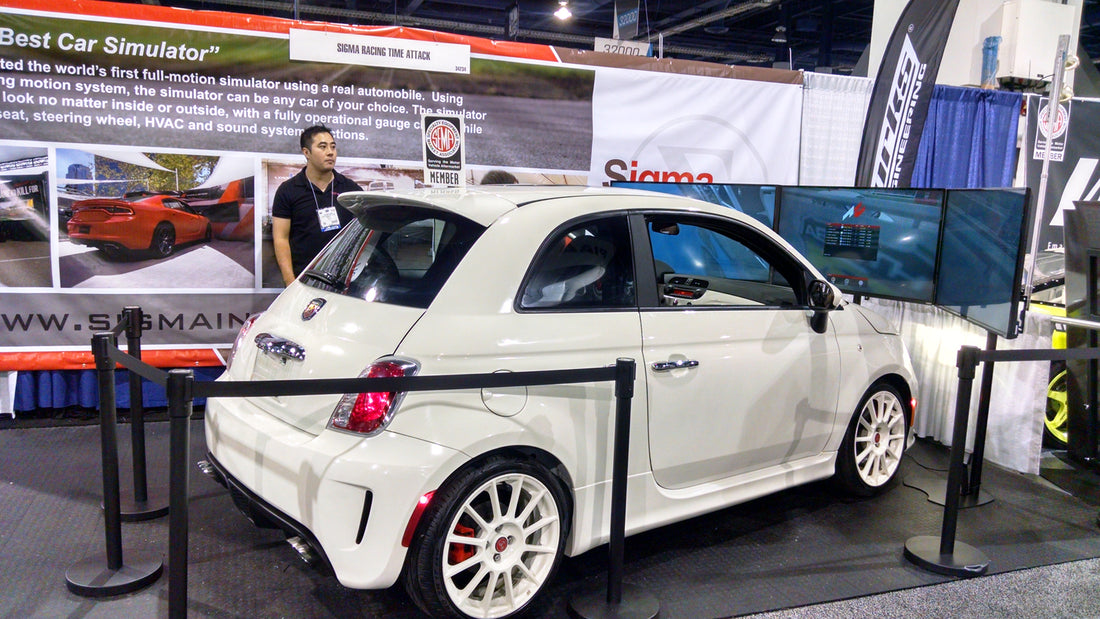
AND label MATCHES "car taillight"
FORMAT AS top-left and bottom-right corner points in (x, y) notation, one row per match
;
(329, 358), (419, 436)
(225, 313), (261, 373)
(103, 206), (134, 215)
